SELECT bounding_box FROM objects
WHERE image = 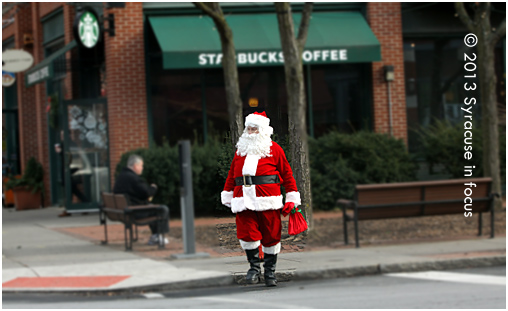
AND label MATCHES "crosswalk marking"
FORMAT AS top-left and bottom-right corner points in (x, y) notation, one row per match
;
(195, 296), (307, 309)
(142, 293), (165, 299)
(386, 271), (506, 286)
